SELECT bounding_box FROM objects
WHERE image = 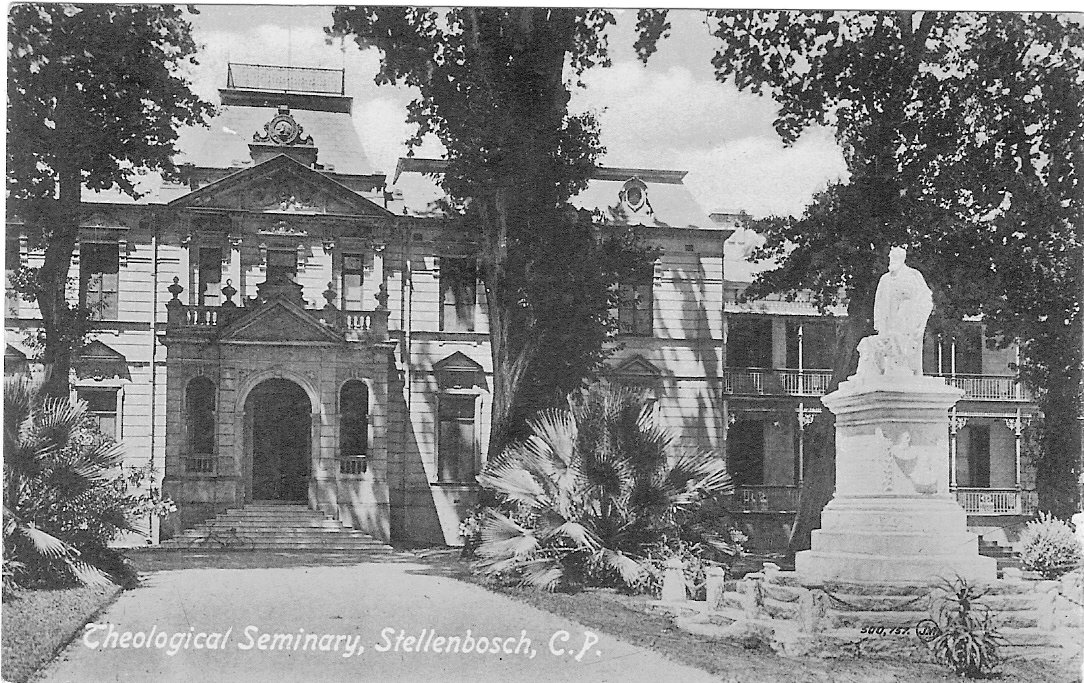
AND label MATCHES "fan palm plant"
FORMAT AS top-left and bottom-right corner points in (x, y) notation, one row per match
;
(475, 381), (733, 591)
(3, 375), (142, 588)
